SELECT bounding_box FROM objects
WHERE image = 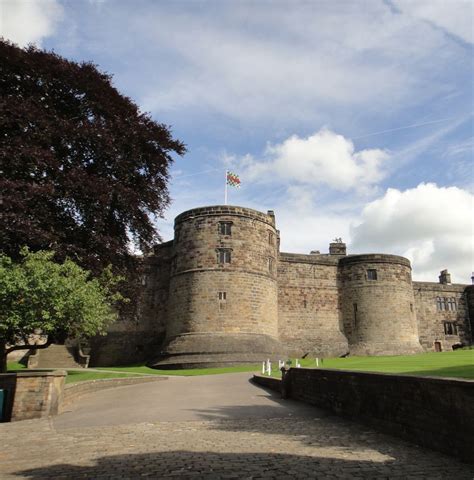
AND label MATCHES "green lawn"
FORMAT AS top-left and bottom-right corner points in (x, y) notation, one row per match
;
(7, 349), (473, 383)
(274, 349), (474, 379)
(6, 361), (261, 384)
(64, 371), (139, 384)
(69, 364), (261, 383)
(95, 364), (261, 376)
(5, 361), (26, 371)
